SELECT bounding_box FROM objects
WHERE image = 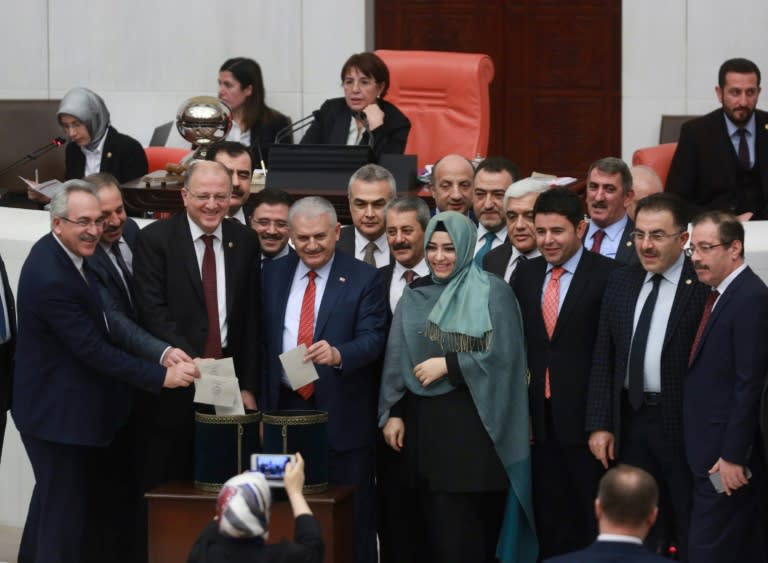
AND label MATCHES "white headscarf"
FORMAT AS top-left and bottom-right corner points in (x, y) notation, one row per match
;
(215, 471), (272, 540)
